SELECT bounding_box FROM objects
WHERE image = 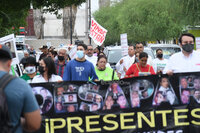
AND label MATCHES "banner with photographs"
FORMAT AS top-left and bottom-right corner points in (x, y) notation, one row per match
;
(30, 72), (200, 133)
